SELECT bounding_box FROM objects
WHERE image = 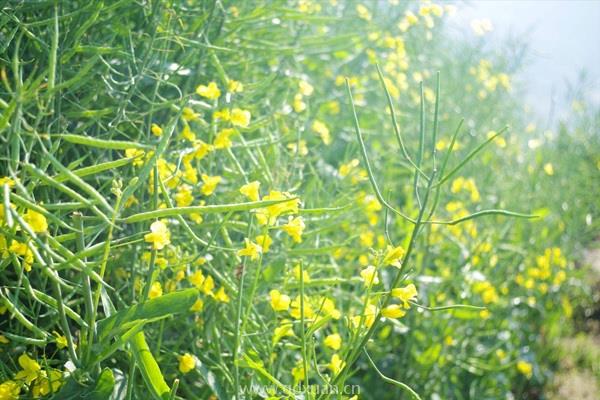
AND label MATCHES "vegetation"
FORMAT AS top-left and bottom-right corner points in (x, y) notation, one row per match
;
(0, 1), (598, 399)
